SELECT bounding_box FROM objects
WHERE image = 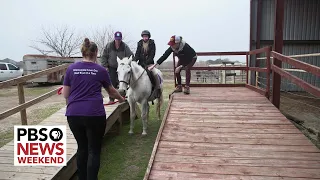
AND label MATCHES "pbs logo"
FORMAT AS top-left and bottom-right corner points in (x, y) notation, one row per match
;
(50, 128), (63, 142)
(15, 126), (66, 142)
